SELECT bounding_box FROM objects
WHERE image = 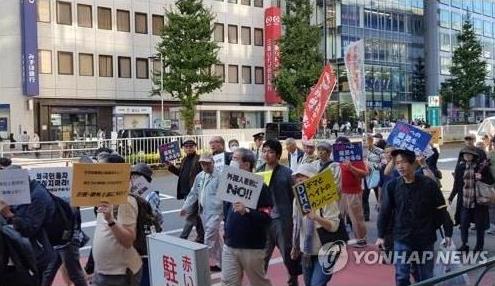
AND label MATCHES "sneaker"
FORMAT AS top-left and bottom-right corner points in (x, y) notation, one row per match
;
(209, 265), (222, 272)
(348, 239), (367, 248)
